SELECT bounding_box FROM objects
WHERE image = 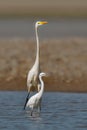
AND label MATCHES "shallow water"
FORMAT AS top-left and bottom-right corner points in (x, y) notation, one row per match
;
(0, 19), (87, 38)
(0, 92), (87, 130)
